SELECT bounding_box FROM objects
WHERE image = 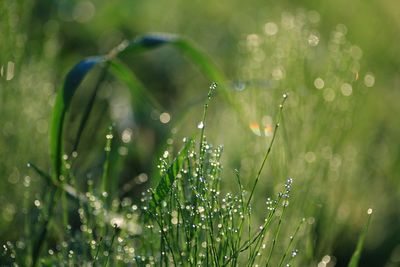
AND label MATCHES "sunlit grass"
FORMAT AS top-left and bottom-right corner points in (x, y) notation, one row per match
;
(1, 3), (394, 267)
